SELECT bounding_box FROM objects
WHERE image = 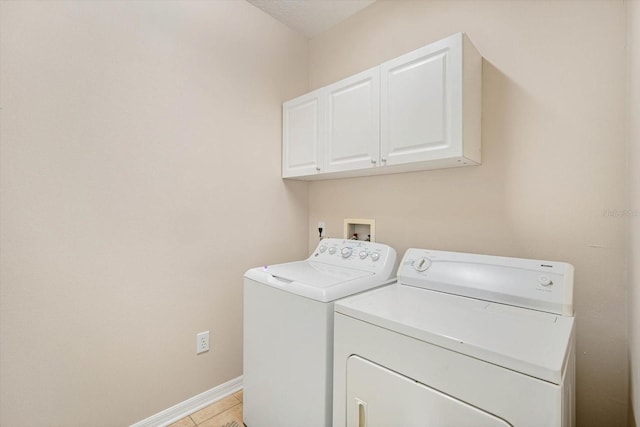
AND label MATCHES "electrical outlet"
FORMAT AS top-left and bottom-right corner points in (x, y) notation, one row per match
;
(196, 331), (210, 354)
